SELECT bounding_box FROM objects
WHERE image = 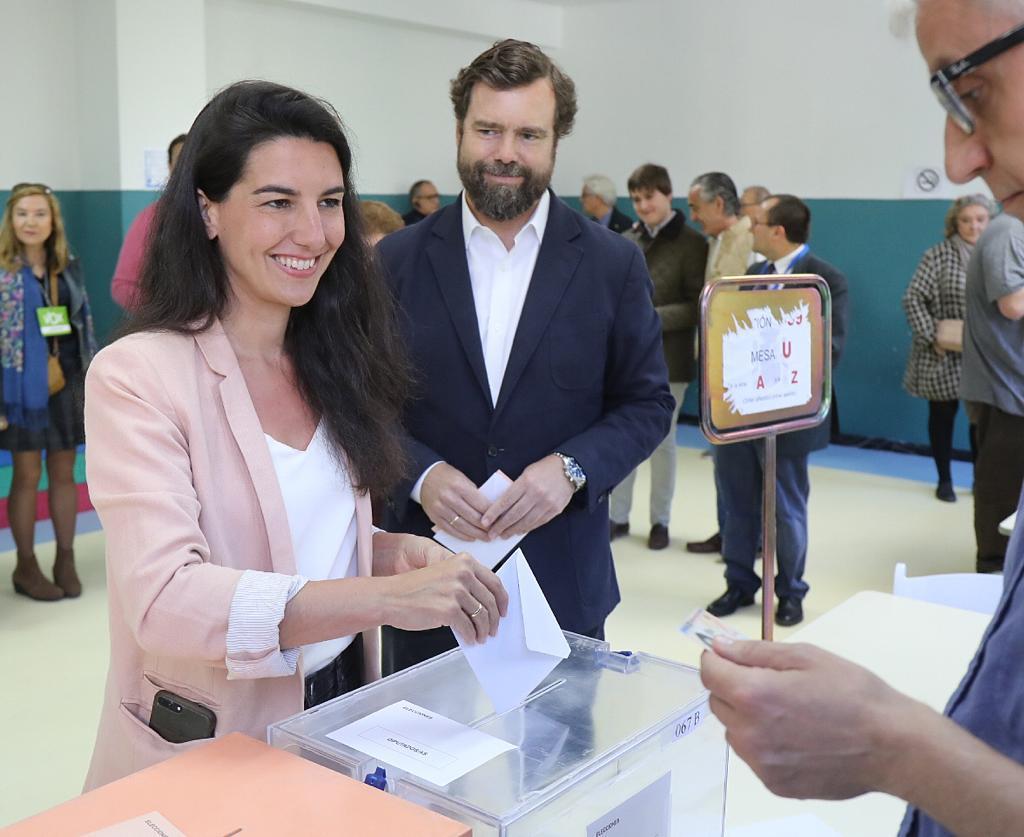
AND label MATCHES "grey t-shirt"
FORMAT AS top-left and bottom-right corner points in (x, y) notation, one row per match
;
(959, 212), (1024, 415)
